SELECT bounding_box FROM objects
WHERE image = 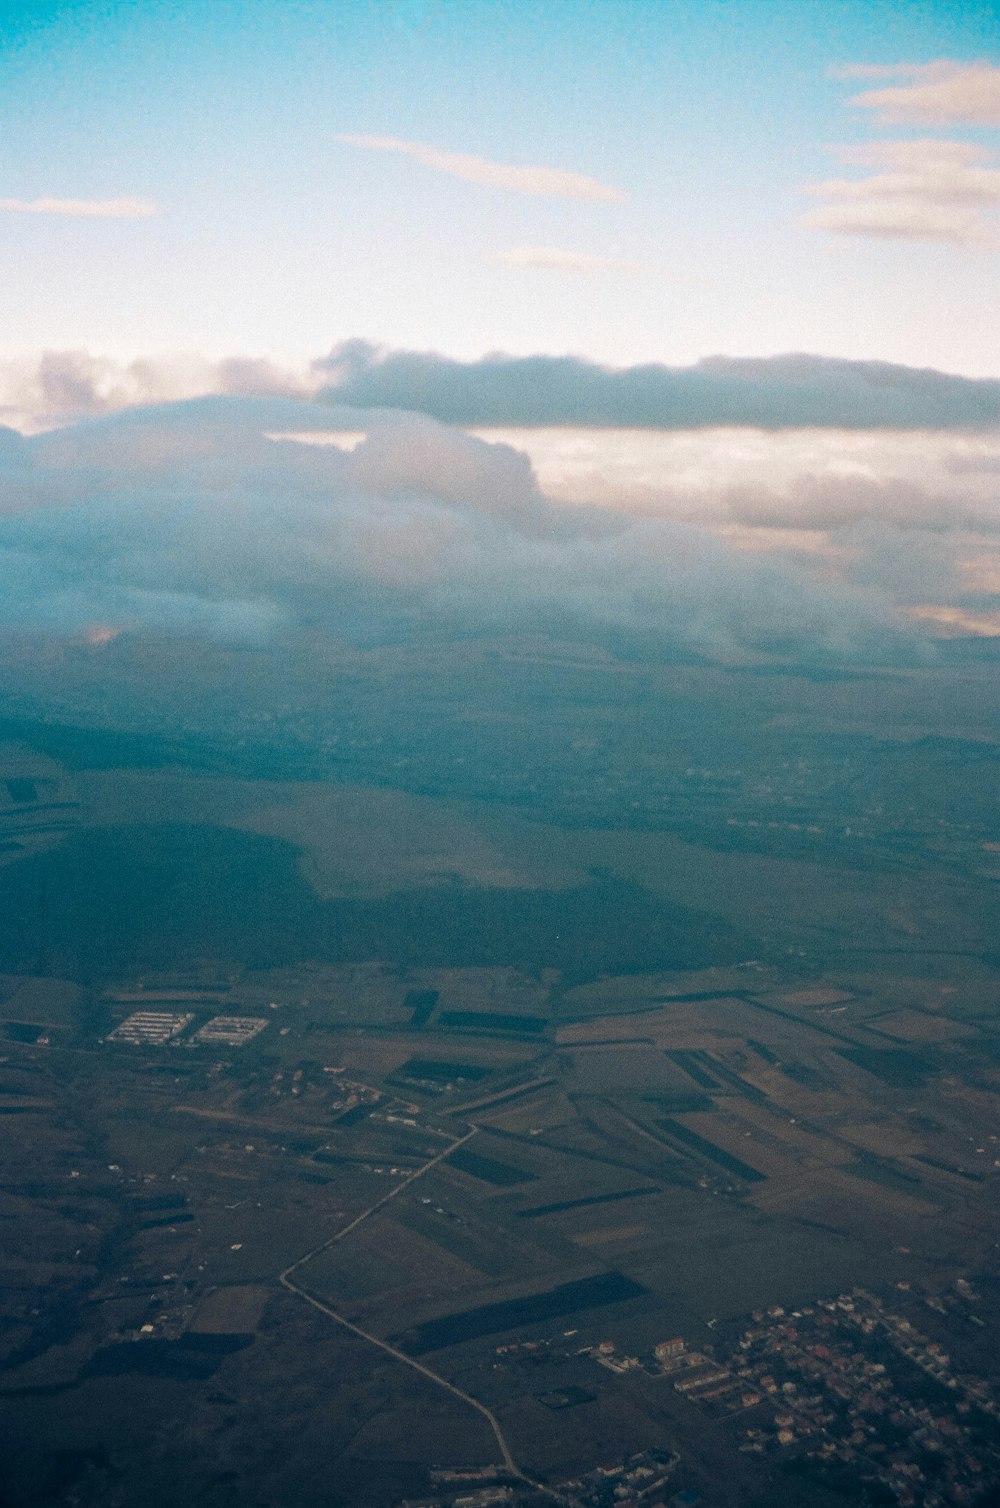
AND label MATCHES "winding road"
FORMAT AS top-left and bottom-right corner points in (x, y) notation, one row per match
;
(278, 1125), (579, 1505)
